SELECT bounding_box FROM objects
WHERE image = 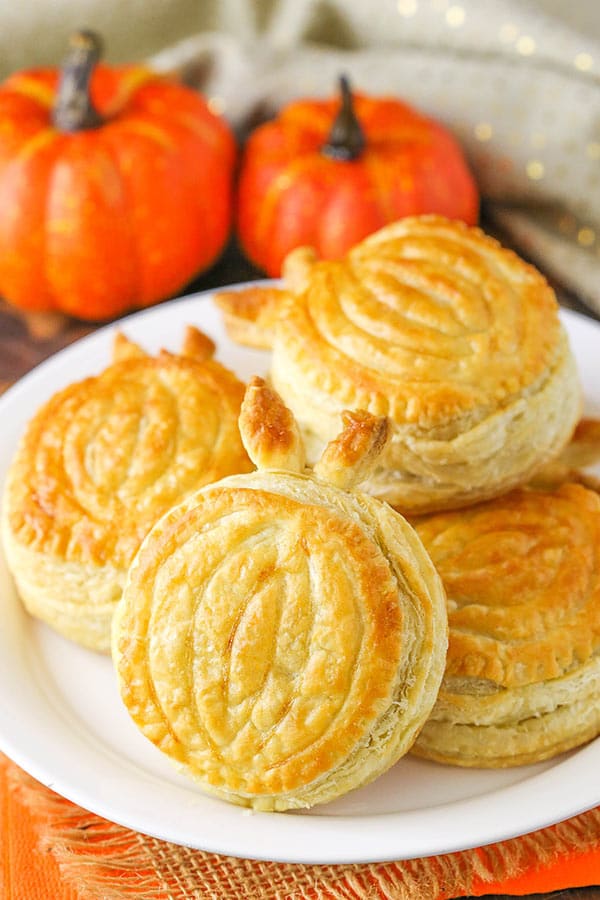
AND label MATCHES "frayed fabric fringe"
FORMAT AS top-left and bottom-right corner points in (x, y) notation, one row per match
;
(7, 762), (600, 900)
